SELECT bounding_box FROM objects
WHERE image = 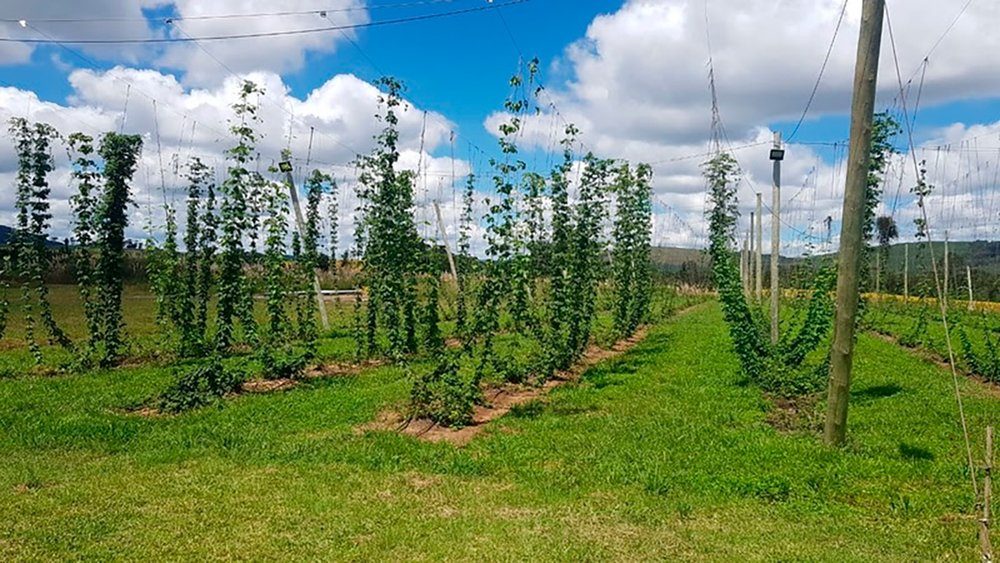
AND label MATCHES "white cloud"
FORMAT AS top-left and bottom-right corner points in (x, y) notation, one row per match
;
(157, 0), (369, 86)
(0, 67), (467, 255)
(0, 1), (368, 85)
(484, 0), (1000, 252)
